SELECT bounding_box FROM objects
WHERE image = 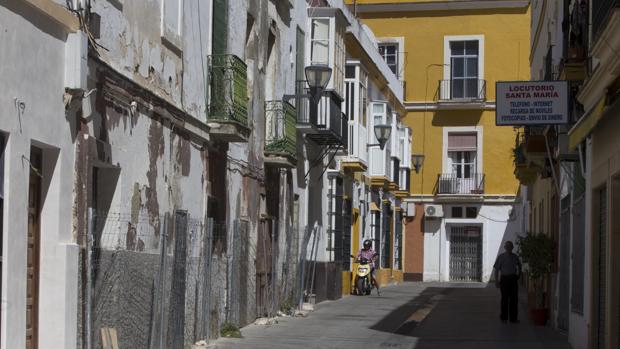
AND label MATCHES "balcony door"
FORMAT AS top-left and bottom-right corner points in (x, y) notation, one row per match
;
(450, 40), (479, 99)
(446, 133), (478, 194)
